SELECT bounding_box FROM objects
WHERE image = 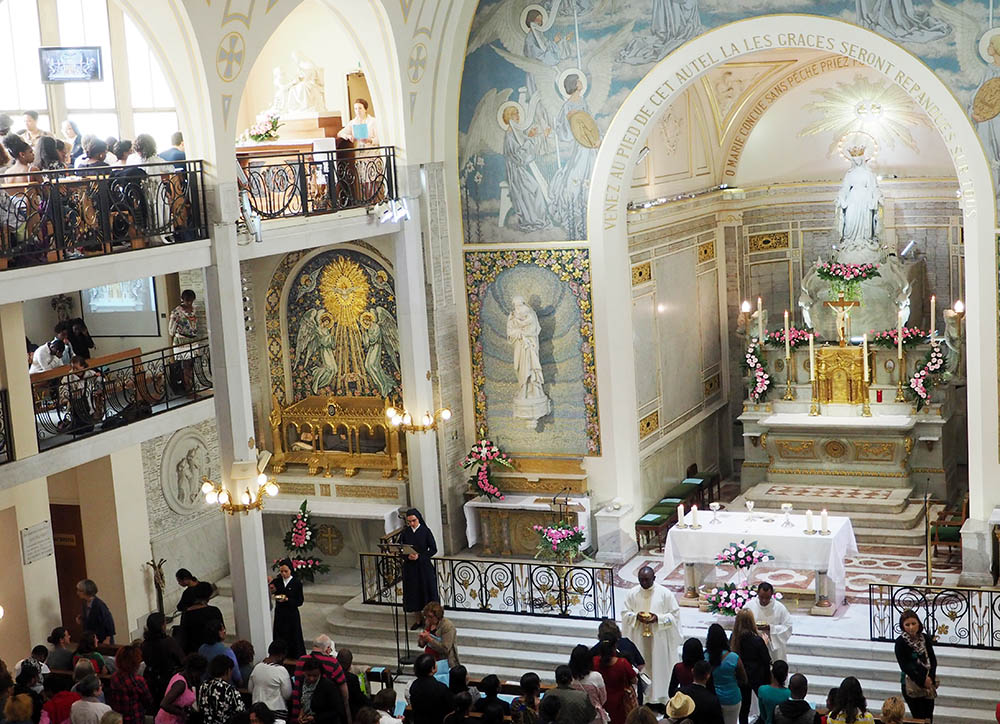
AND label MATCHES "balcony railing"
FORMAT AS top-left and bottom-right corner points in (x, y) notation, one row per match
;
(31, 340), (212, 451)
(240, 146), (396, 221)
(0, 160), (207, 269)
(0, 389), (13, 464)
(870, 583), (1000, 649)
